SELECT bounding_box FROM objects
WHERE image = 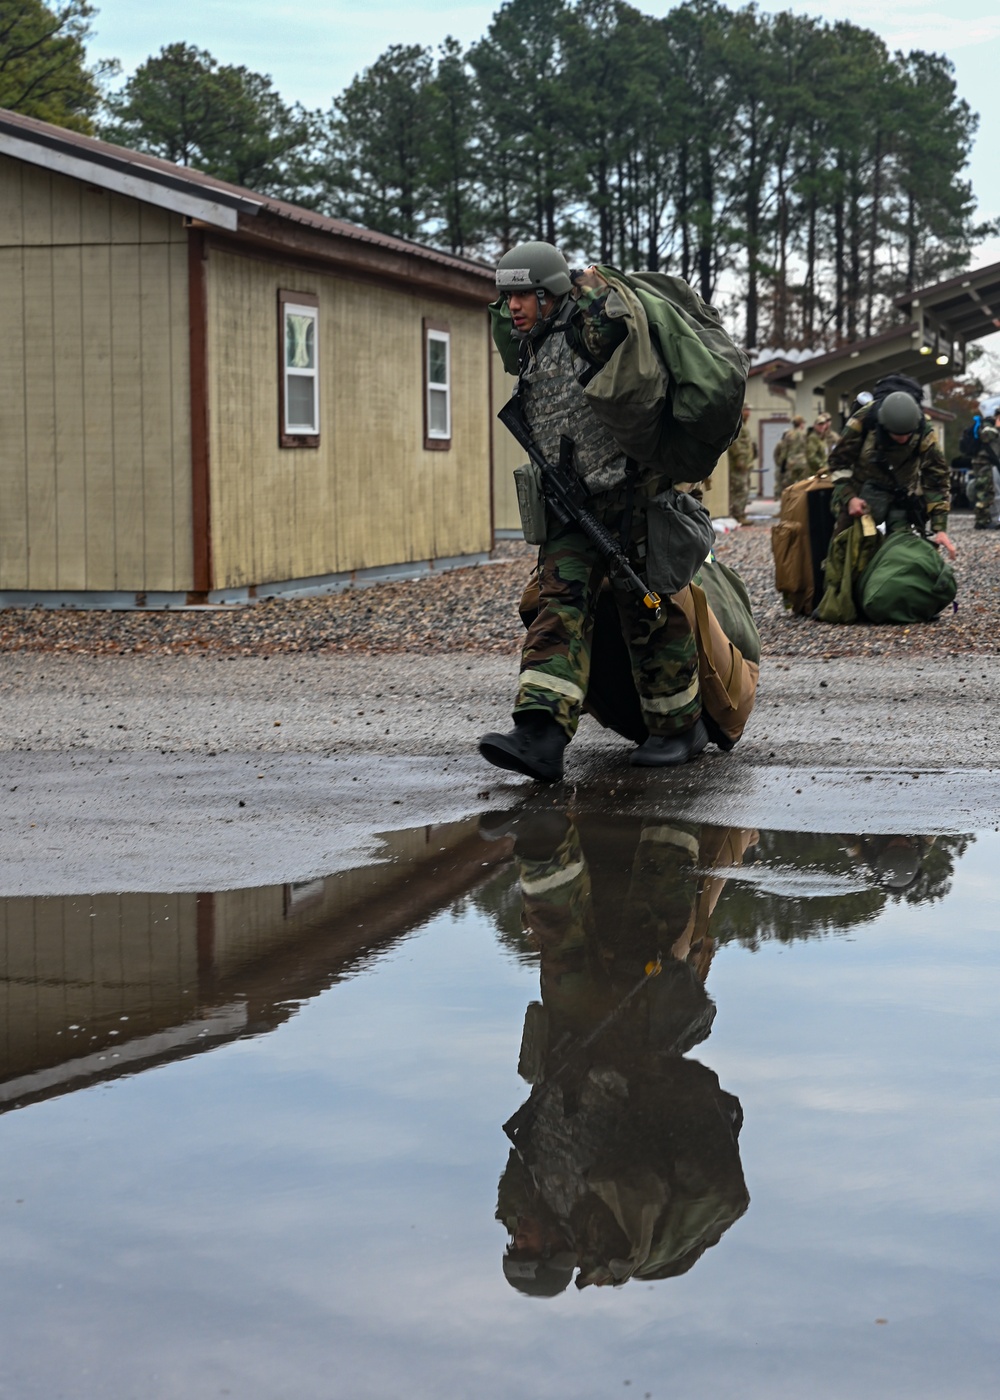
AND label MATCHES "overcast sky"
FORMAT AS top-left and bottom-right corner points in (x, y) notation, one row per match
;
(88, 0), (1000, 267)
